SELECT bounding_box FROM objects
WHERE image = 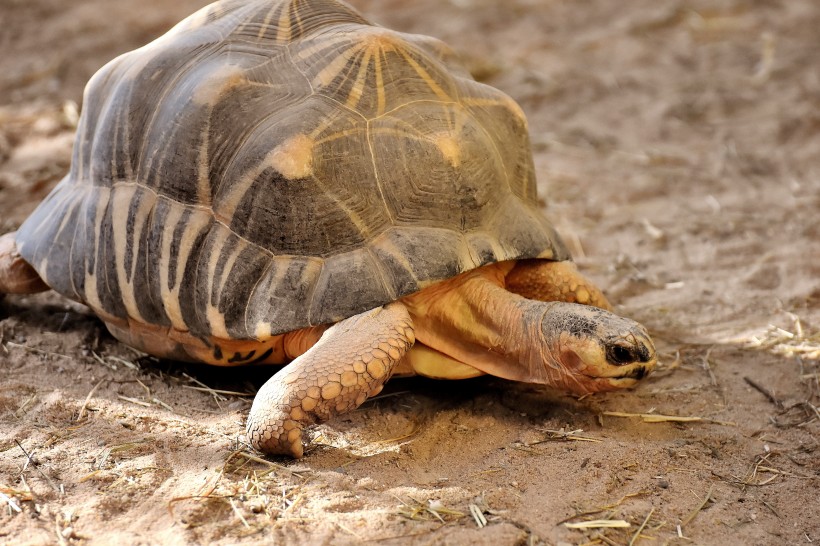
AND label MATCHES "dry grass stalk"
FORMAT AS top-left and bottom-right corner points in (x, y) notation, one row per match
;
(226, 450), (311, 479)
(394, 495), (464, 522)
(0, 485), (33, 502)
(736, 452), (811, 487)
(752, 31), (776, 84)
(603, 411), (736, 426)
(167, 466), (226, 519)
(183, 385), (253, 397)
(628, 507), (655, 546)
(371, 419), (422, 446)
(229, 497), (250, 528)
(363, 390), (411, 403)
(116, 395), (151, 408)
(564, 519), (631, 529)
(152, 397), (174, 412)
(741, 315), (820, 360)
(531, 428), (603, 443)
(559, 491), (648, 525)
(681, 485), (713, 526)
(78, 470), (101, 483)
(6, 341), (72, 360)
(335, 521), (364, 541)
(106, 355), (139, 369)
(1, 491), (22, 513)
(183, 372), (228, 404)
(469, 503), (487, 528)
(76, 380), (103, 421)
(135, 379), (151, 396)
(14, 393), (38, 418)
(91, 351), (117, 370)
(701, 346), (719, 387)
